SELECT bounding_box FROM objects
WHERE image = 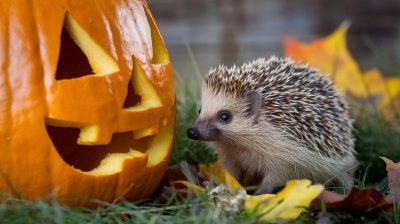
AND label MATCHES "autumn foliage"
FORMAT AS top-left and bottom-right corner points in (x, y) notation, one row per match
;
(283, 23), (400, 119)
